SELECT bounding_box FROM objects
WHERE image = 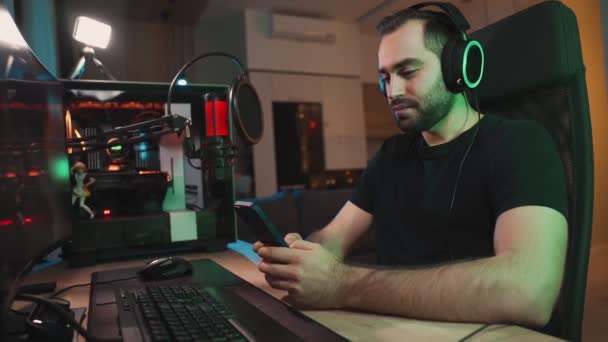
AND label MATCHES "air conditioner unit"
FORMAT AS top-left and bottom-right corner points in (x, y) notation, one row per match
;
(270, 13), (337, 44)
